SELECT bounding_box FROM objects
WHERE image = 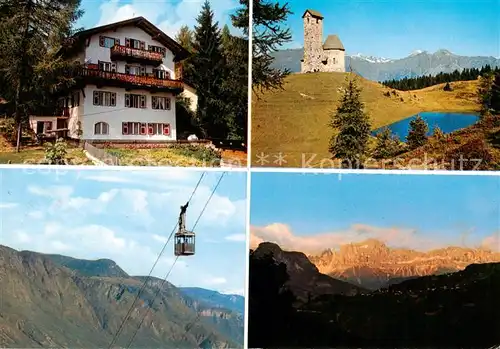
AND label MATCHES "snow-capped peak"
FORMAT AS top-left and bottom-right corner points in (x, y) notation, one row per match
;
(410, 49), (426, 56)
(350, 53), (393, 63)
